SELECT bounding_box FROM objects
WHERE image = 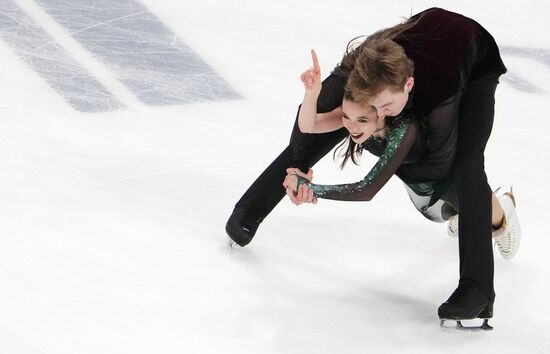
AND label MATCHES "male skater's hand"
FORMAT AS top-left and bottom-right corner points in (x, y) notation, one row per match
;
(283, 168), (317, 206)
